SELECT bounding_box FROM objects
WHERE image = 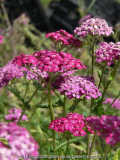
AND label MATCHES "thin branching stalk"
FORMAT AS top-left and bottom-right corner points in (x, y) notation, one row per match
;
(105, 91), (120, 113)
